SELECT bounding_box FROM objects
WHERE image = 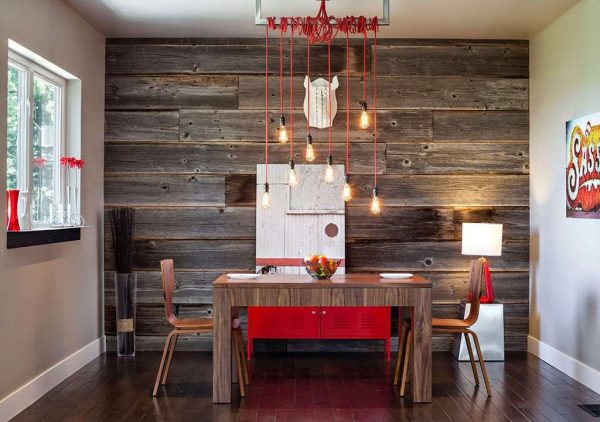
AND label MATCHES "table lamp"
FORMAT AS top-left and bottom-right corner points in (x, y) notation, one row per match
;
(461, 223), (503, 304)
